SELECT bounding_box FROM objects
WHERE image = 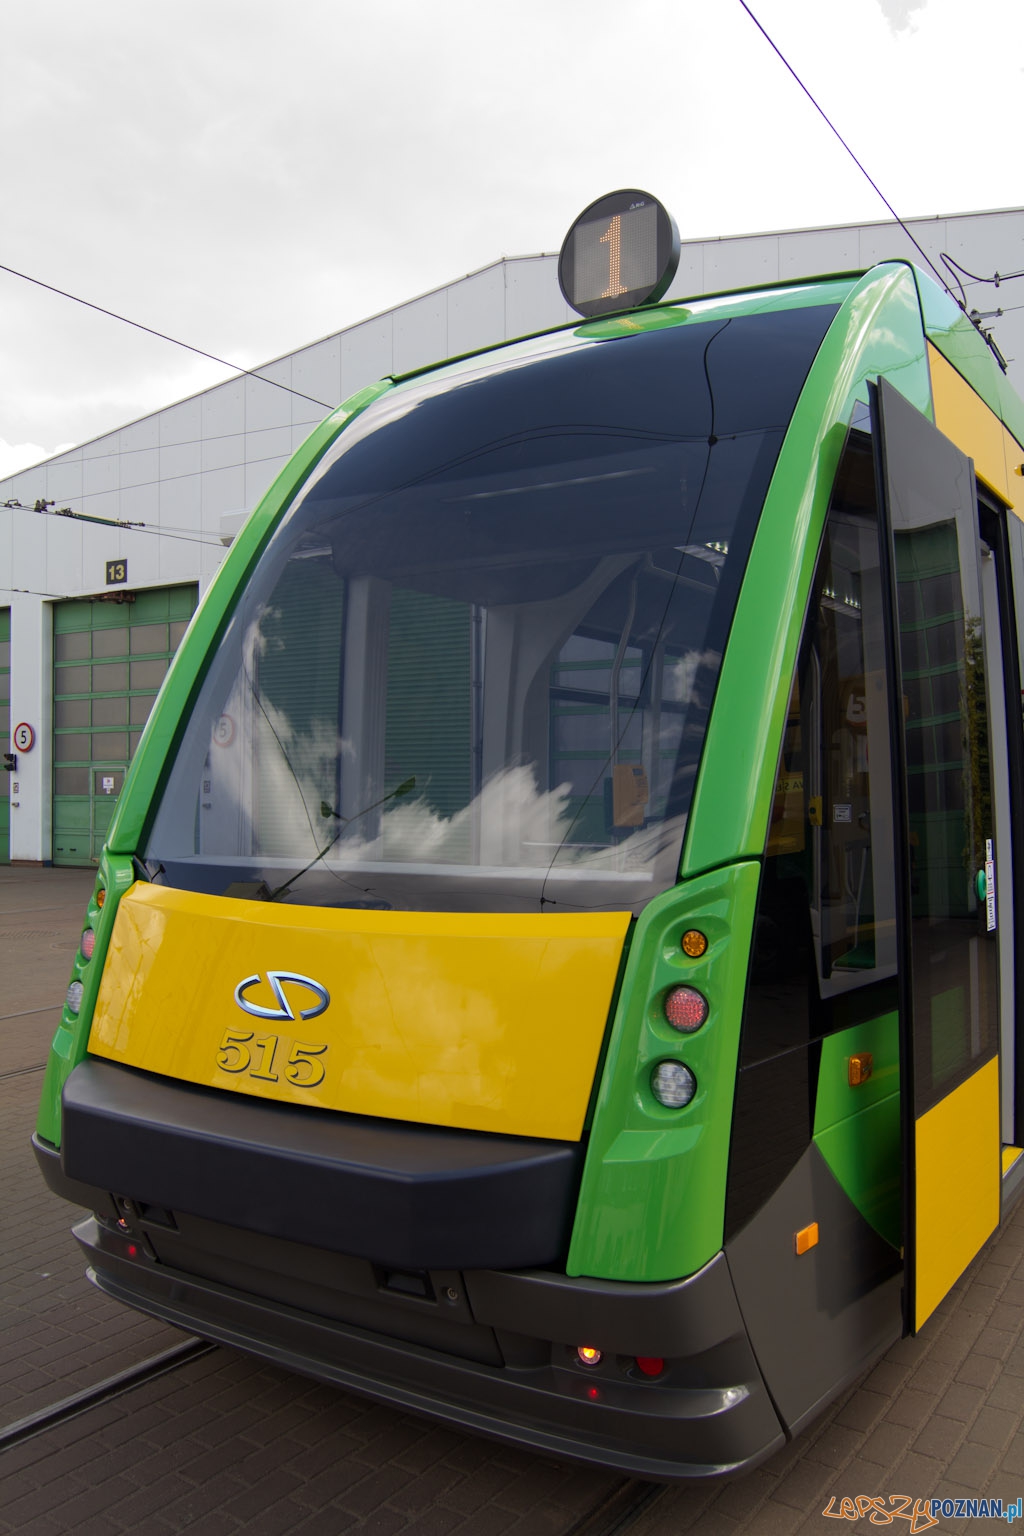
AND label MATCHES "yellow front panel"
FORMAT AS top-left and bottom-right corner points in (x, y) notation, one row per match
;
(88, 884), (630, 1140)
(914, 1055), (1000, 1330)
(928, 343), (1021, 512)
